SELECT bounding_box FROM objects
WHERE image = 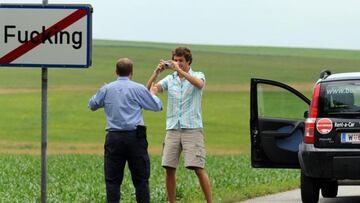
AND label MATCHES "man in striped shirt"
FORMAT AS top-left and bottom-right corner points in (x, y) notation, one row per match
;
(147, 47), (212, 203)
